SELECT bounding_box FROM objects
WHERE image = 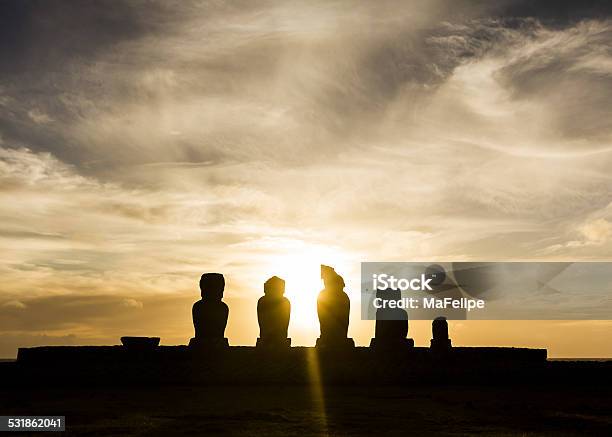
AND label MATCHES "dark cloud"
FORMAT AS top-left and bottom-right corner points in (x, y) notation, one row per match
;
(0, 0), (171, 74)
(0, 0), (169, 165)
(498, 0), (612, 24)
(2, 0), (609, 173)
